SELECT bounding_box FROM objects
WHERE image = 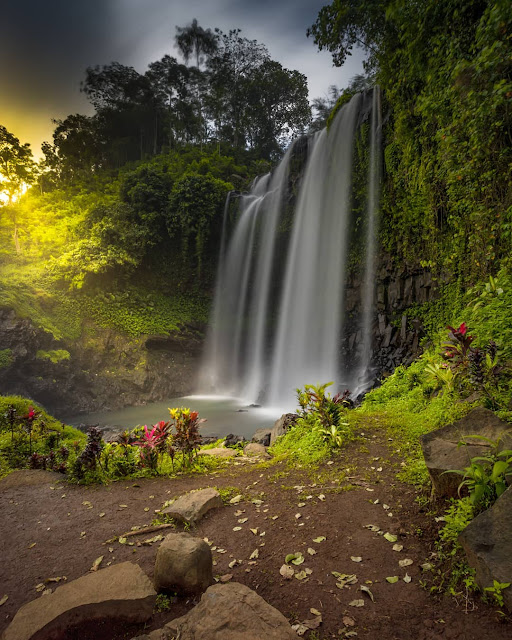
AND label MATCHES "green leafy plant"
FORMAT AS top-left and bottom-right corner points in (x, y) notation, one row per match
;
(484, 580), (511, 608)
(447, 435), (512, 509)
